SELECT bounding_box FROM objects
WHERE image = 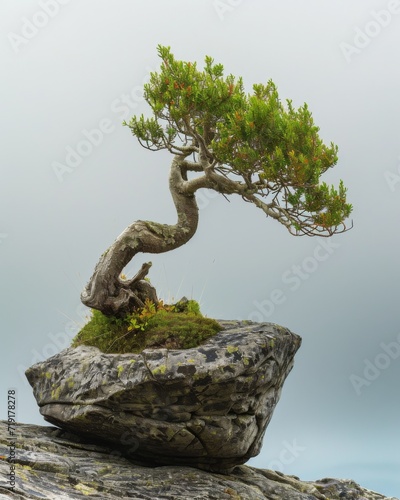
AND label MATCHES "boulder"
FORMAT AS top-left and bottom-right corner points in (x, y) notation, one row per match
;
(25, 320), (301, 472)
(0, 421), (396, 500)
